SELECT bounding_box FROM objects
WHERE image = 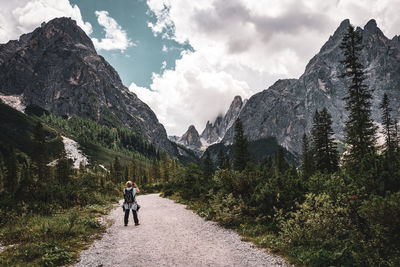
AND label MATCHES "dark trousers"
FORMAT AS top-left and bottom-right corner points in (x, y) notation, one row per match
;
(124, 209), (138, 225)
